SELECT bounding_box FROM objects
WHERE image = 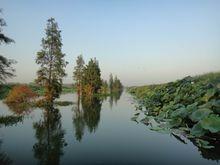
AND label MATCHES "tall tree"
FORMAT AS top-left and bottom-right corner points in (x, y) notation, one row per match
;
(81, 58), (102, 96)
(36, 18), (67, 102)
(0, 9), (14, 44)
(0, 9), (16, 83)
(100, 79), (108, 94)
(73, 55), (85, 96)
(109, 73), (113, 93)
(113, 75), (123, 91)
